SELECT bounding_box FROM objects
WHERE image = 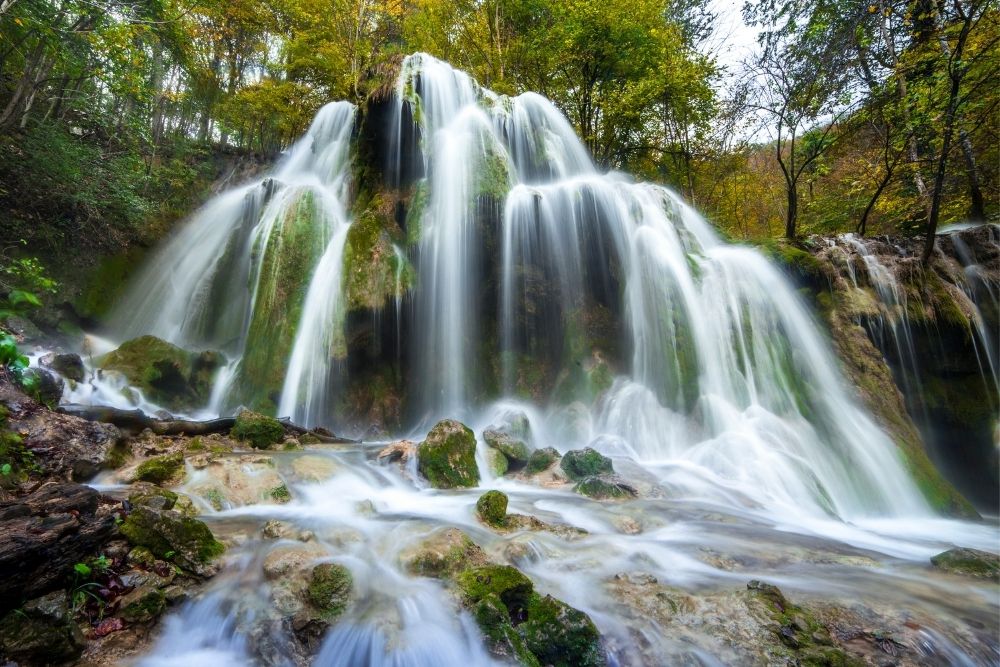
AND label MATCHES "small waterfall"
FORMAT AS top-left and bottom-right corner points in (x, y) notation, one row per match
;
(108, 101), (357, 423)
